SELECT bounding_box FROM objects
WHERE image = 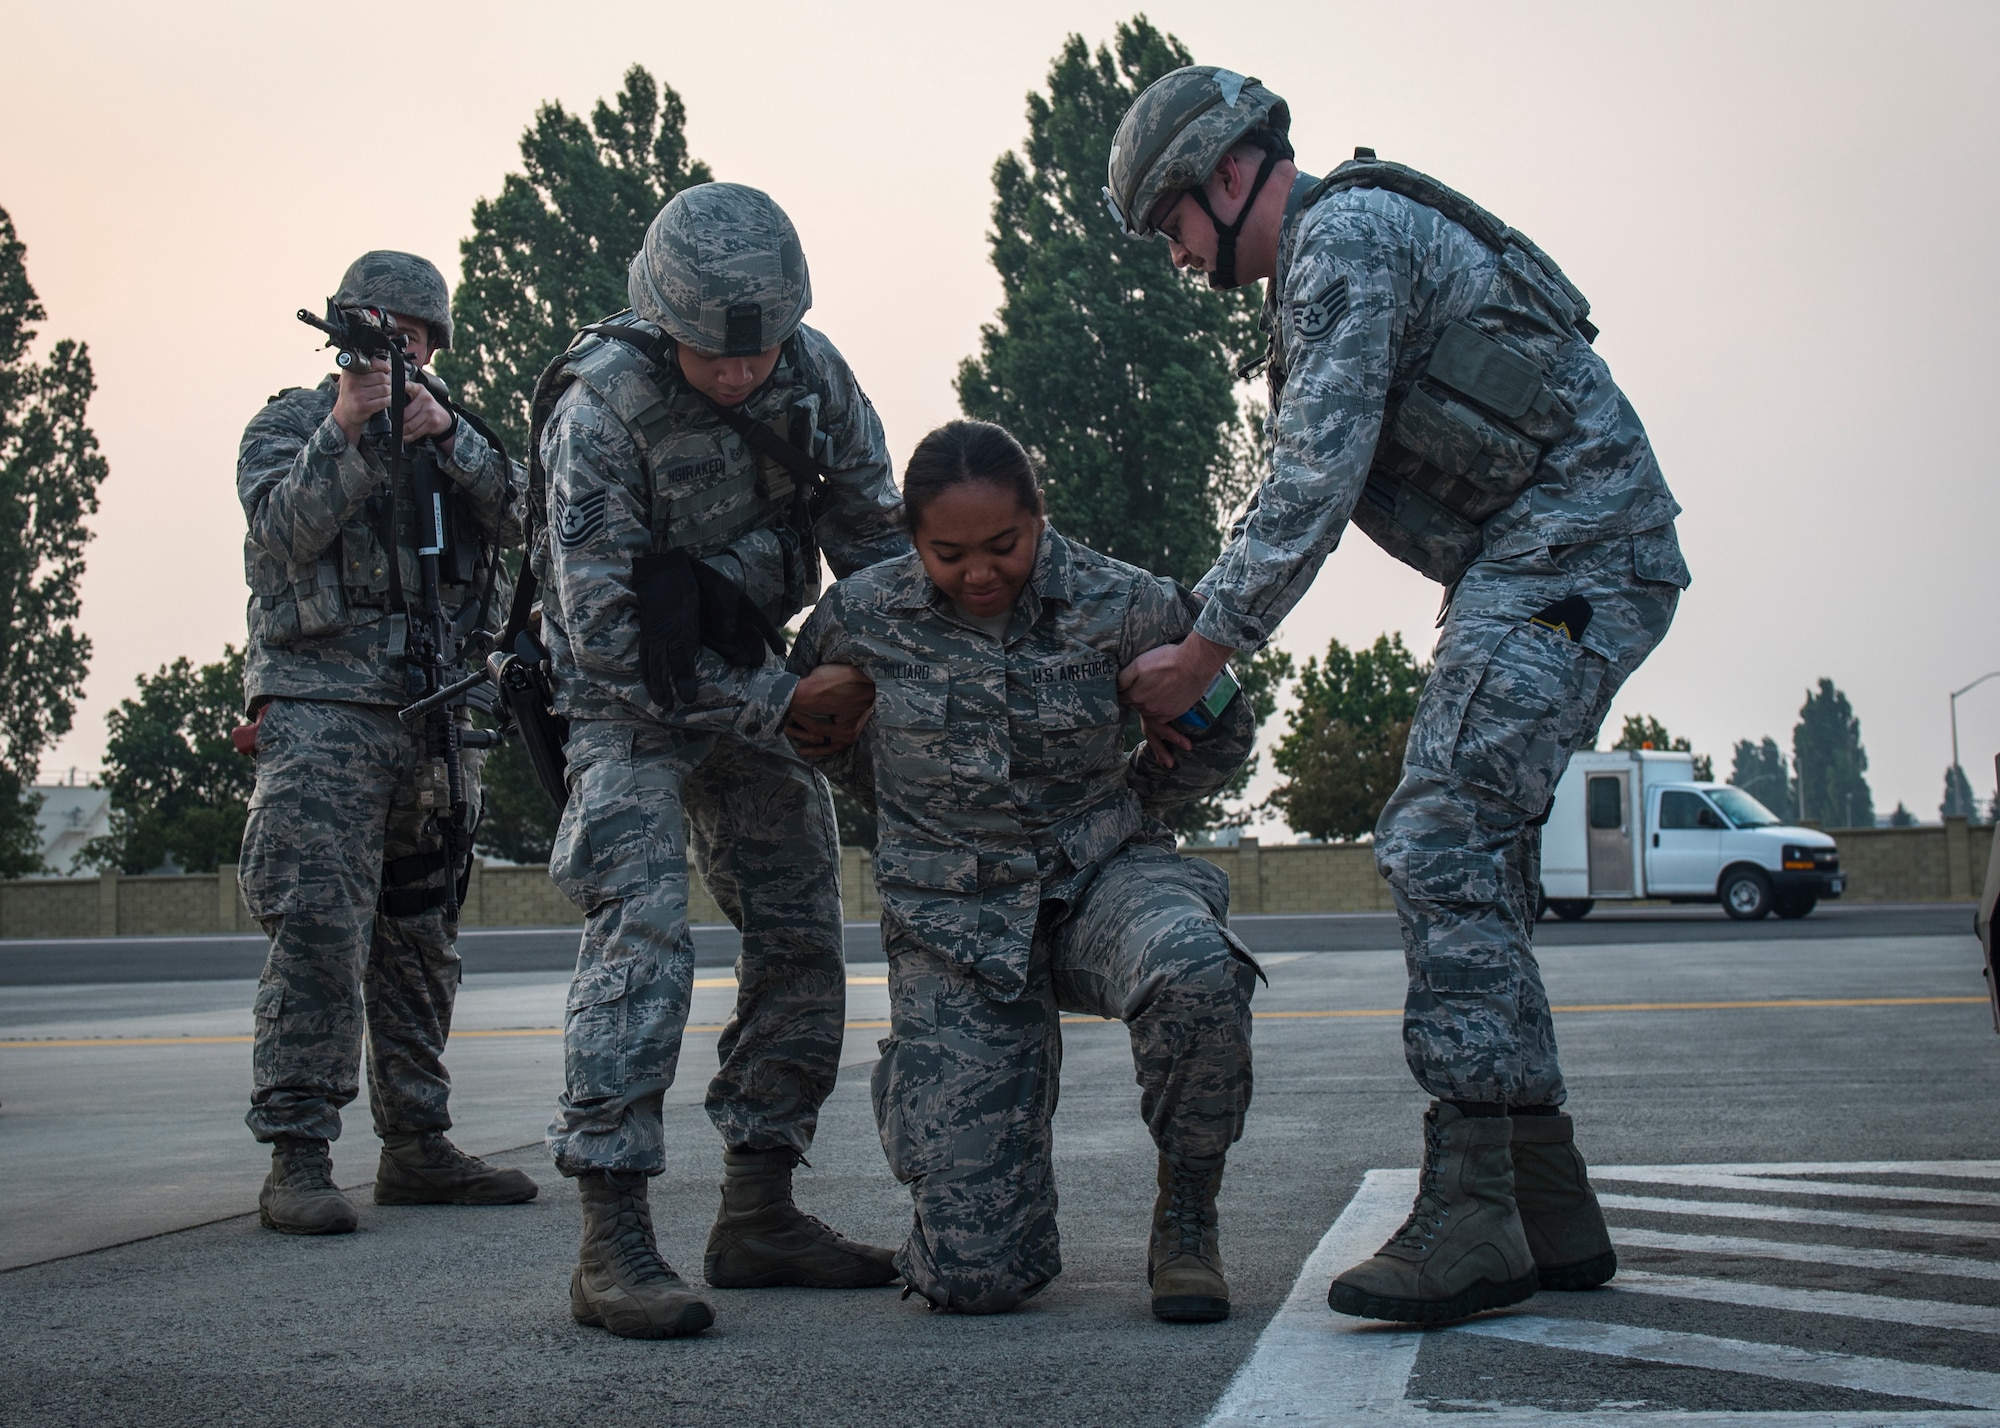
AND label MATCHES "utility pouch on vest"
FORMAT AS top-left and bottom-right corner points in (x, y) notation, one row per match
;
(293, 556), (346, 639)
